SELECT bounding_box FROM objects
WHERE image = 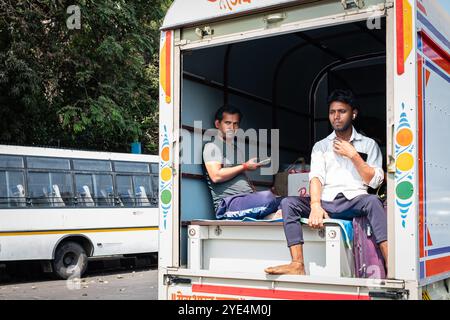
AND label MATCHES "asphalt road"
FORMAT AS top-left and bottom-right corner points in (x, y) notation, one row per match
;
(0, 260), (158, 300)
